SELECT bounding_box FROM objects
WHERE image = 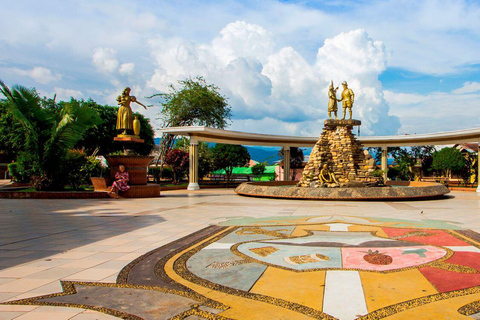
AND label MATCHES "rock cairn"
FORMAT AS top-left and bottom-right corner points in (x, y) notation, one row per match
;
(297, 119), (380, 188)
